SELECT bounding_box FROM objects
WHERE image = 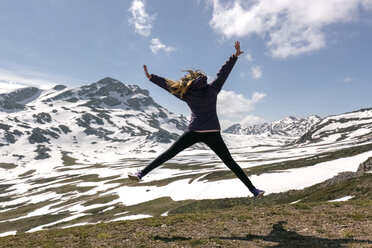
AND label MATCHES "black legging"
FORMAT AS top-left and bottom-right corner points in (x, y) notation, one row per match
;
(141, 131), (256, 192)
